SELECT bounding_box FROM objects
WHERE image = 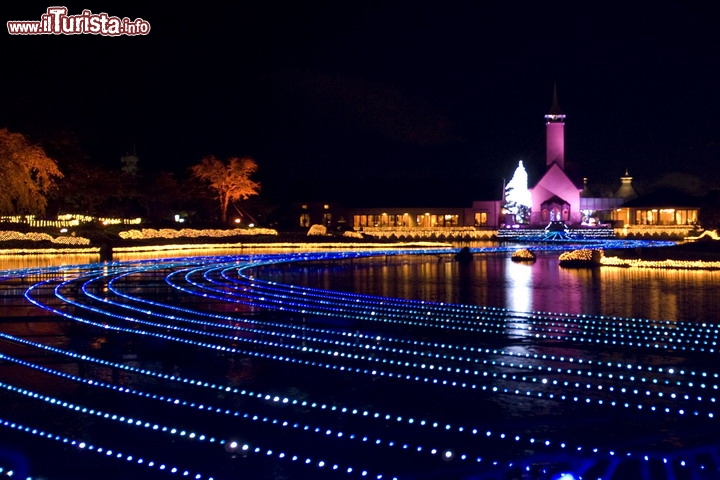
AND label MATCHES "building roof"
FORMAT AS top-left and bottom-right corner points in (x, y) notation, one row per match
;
(621, 188), (702, 208)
